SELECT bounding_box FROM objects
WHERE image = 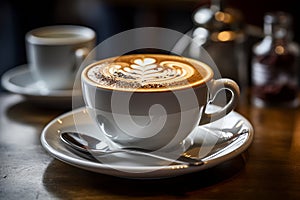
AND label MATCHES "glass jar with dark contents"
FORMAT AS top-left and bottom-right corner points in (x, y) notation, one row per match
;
(251, 11), (299, 107)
